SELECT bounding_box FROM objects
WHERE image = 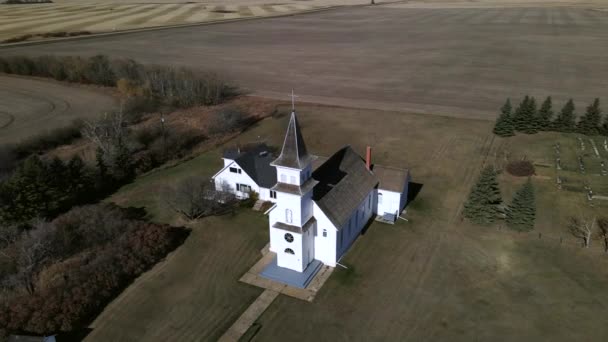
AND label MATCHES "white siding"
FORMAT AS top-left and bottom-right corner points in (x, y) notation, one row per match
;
(312, 203), (338, 266)
(213, 162), (276, 202)
(377, 189), (401, 216)
(270, 227), (305, 271)
(275, 165), (312, 186)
